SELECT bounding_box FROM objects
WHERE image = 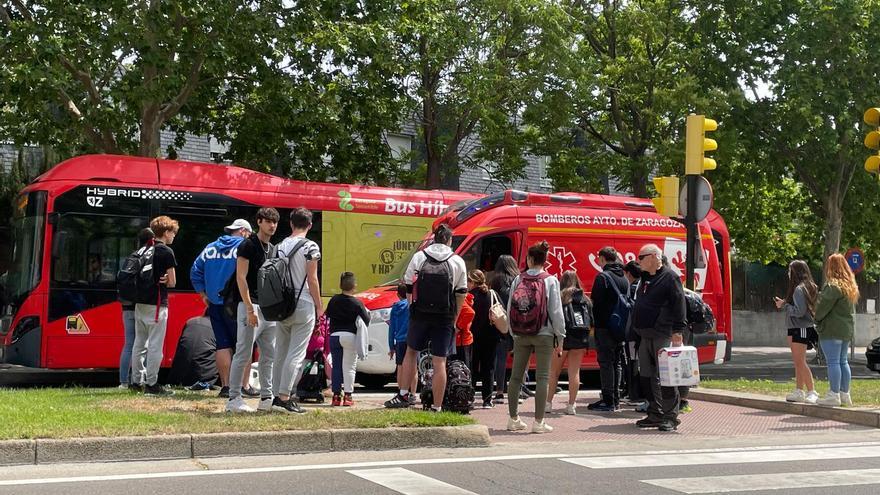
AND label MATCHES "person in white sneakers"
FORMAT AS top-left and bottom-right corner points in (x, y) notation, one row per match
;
(814, 254), (858, 408)
(774, 260), (819, 405)
(506, 241), (565, 434)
